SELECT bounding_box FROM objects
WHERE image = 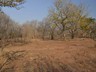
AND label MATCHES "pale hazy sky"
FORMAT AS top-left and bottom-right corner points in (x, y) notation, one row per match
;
(2, 0), (96, 24)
